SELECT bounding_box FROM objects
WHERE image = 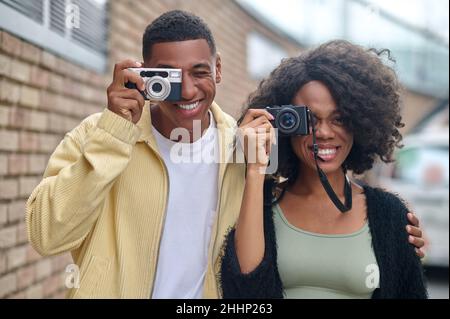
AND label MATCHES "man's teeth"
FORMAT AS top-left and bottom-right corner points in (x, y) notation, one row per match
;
(177, 101), (200, 110)
(318, 148), (337, 156)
